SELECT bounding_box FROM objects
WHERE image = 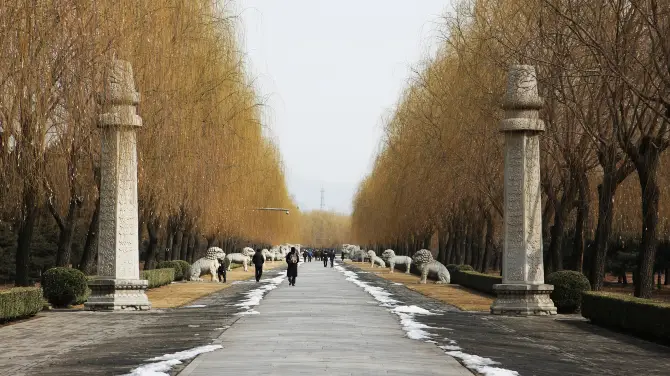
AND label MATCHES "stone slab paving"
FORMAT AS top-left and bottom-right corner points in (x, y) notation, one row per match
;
(0, 277), (276, 376)
(346, 263), (670, 376)
(179, 261), (472, 376)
